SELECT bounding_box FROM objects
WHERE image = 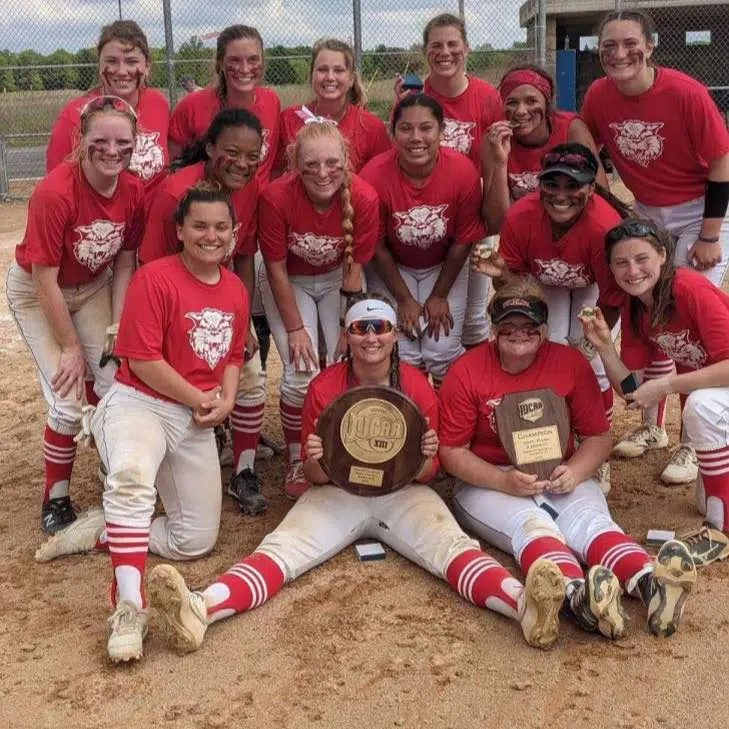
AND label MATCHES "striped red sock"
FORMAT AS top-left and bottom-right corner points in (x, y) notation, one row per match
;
(519, 537), (584, 581)
(43, 426), (77, 502)
(206, 553), (285, 617)
(106, 522), (150, 607)
(695, 446), (729, 532)
(643, 358), (674, 428)
(586, 531), (652, 585)
(446, 549), (519, 617)
(280, 400), (303, 465)
(230, 402), (264, 473)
